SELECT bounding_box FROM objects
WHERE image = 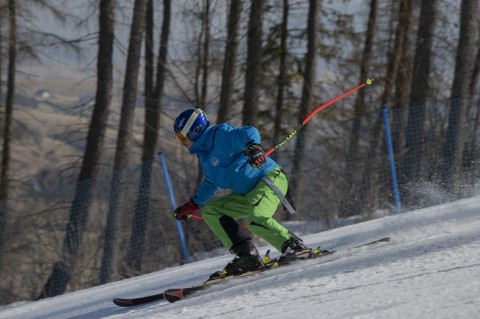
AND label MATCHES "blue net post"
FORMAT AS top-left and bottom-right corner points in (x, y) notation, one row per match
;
(382, 106), (402, 213)
(157, 152), (190, 264)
